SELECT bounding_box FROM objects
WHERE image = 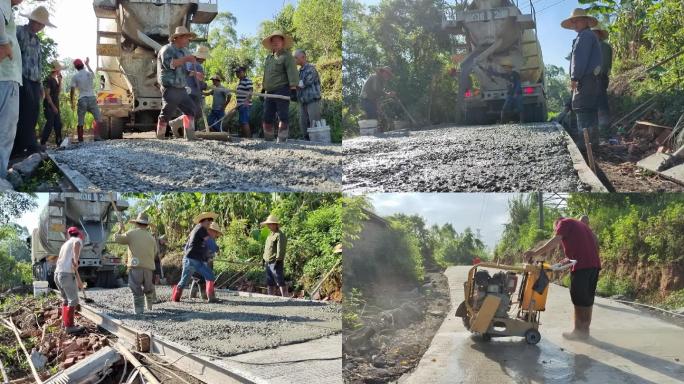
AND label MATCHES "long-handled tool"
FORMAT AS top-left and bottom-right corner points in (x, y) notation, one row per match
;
(392, 96), (417, 126)
(75, 270), (94, 304)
